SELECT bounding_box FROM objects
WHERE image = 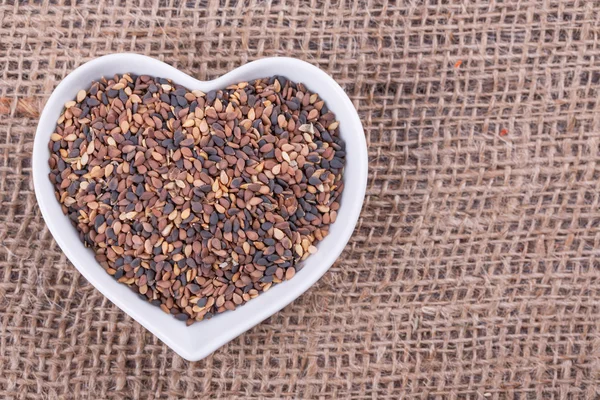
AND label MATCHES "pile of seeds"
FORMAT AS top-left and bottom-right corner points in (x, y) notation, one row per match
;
(48, 73), (345, 325)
